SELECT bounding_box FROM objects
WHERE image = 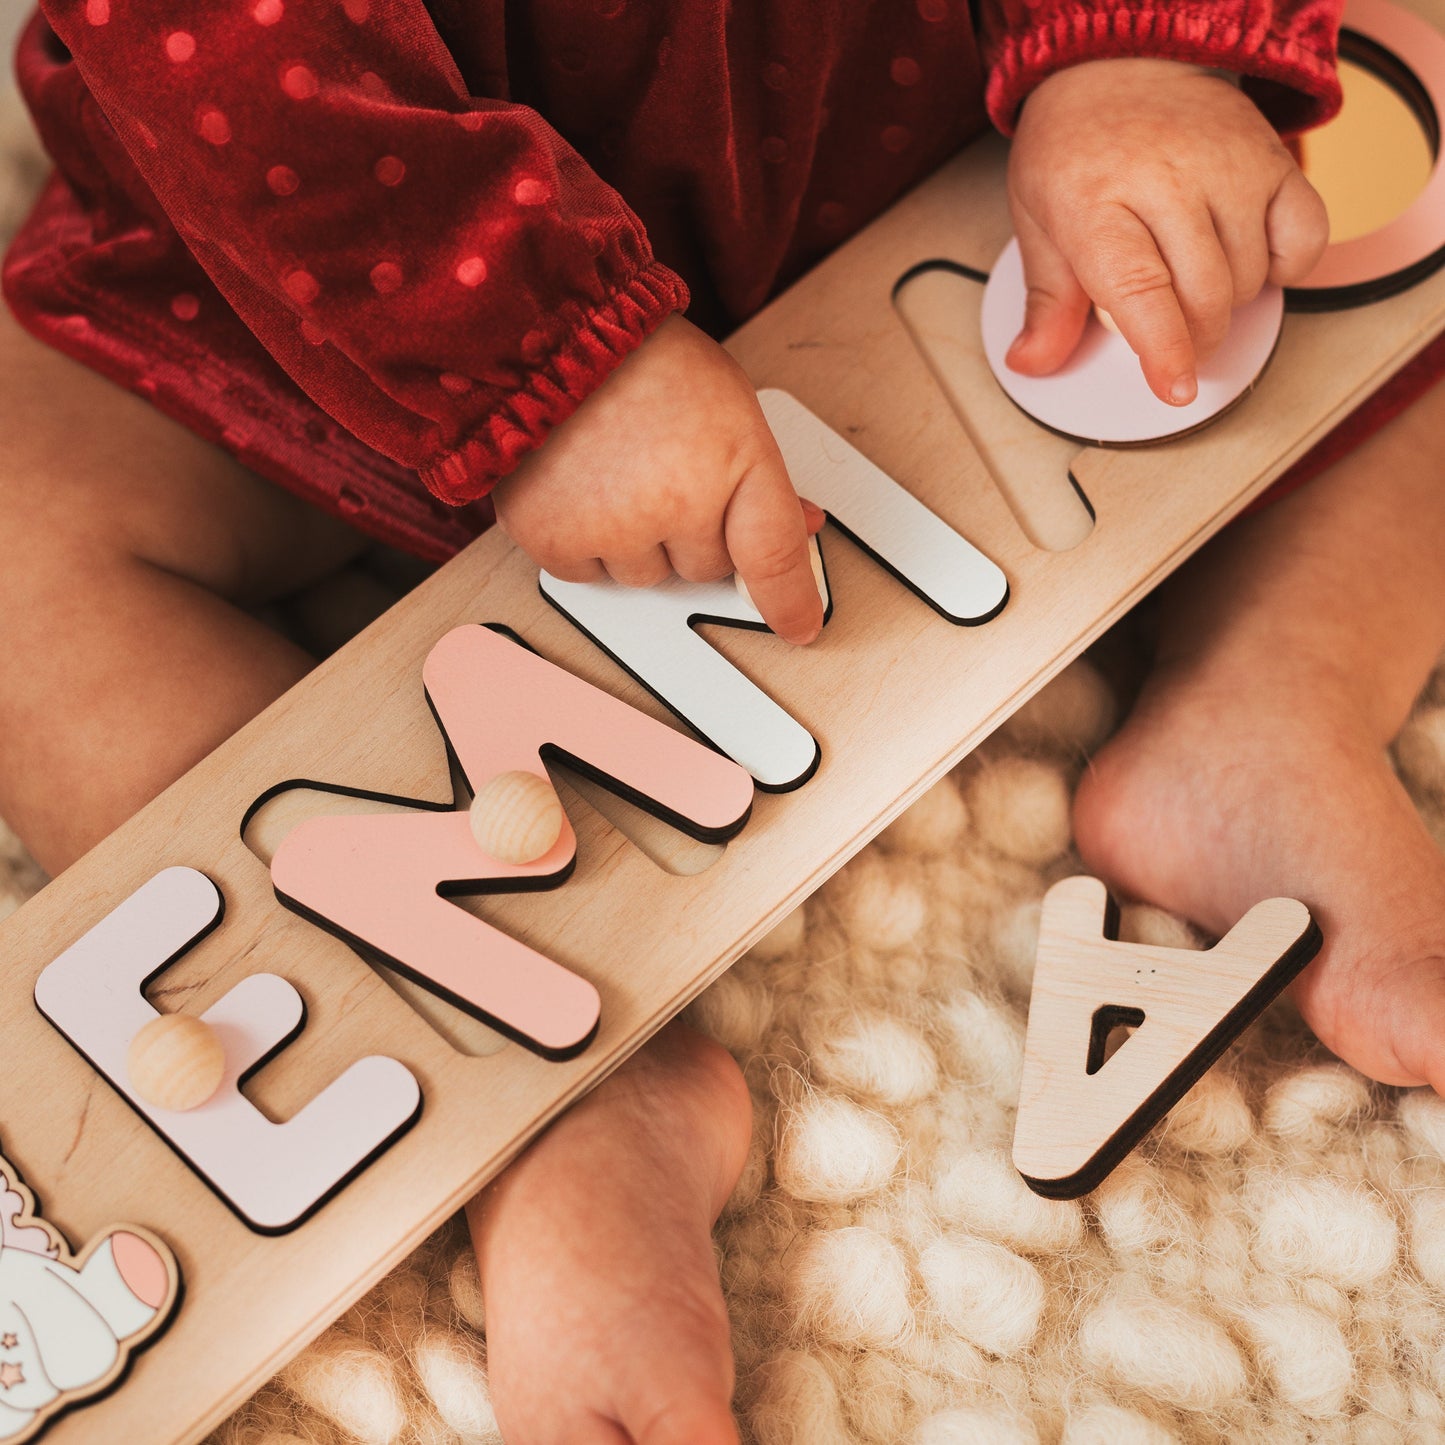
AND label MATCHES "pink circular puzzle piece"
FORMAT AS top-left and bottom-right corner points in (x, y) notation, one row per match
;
(980, 238), (1284, 447)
